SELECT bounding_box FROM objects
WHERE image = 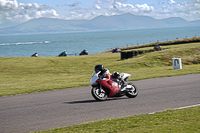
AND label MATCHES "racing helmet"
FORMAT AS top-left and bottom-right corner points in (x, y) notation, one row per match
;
(94, 65), (105, 73)
(112, 71), (120, 79)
